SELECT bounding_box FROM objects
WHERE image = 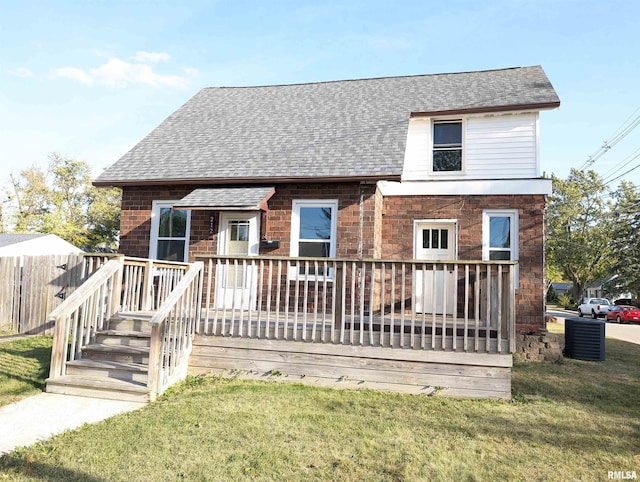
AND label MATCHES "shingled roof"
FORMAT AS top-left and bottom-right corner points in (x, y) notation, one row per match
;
(94, 65), (559, 186)
(0, 233), (45, 248)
